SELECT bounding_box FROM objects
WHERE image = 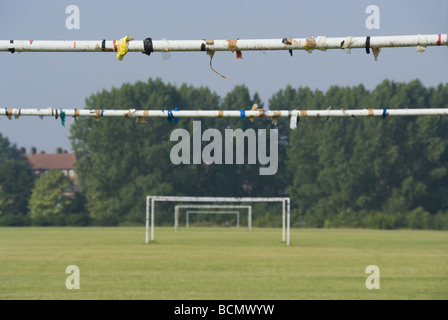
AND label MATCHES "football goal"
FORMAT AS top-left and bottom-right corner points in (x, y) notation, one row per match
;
(146, 196), (291, 246)
(174, 204), (252, 231)
(185, 211), (240, 228)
